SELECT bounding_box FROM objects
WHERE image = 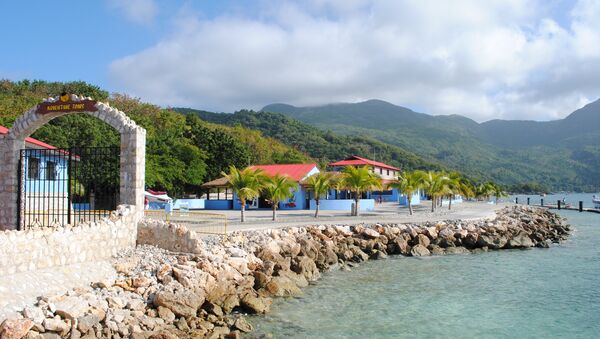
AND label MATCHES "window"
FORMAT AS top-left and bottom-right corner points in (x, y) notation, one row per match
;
(28, 157), (40, 180)
(379, 168), (383, 174)
(46, 161), (57, 181)
(387, 169), (390, 176)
